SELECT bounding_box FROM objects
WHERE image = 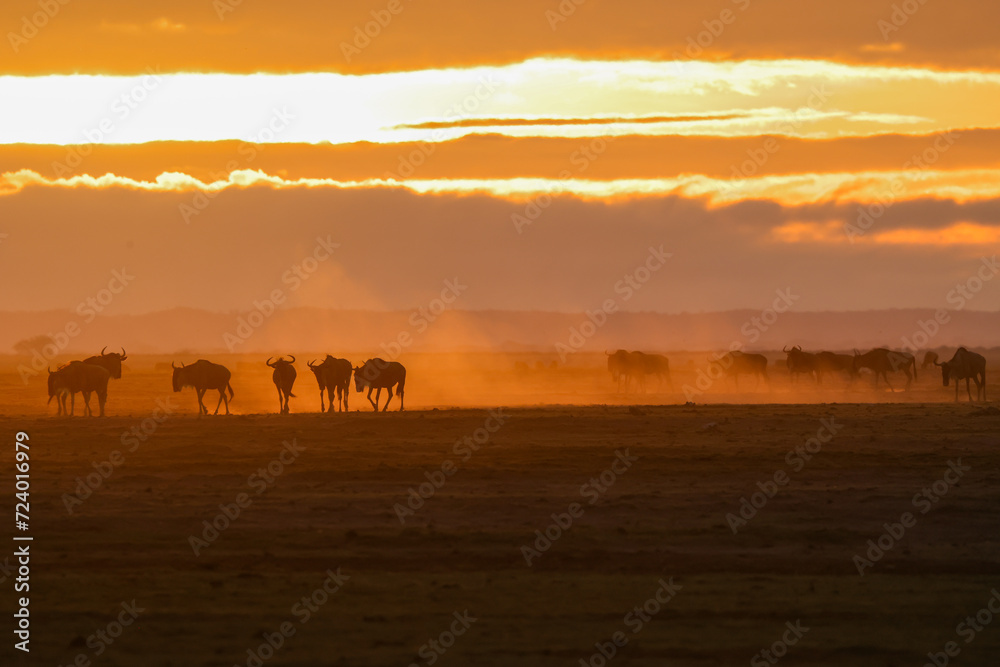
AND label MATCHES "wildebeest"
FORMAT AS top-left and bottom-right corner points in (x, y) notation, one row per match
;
(353, 358), (406, 411)
(922, 351), (939, 369)
(606, 350), (672, 392)
(852, 348), (916, 391)
(307, 356), (353, 413)
(935, 347), (986, 402)
(783, 346), (819, 384)
(83, 346), (127, 379)
(814, 351), (856, 384)
(172, 360), (234, 415)
(607, 350), (632, 391)
(266, 355), (297, 414)
(47, 361), (111, 417)
(711, 350), (769, 389)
